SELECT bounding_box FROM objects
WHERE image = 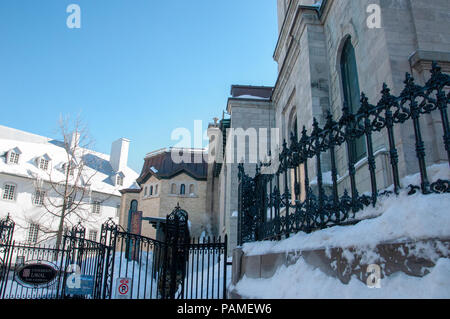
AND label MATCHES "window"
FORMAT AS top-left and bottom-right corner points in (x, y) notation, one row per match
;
(27, 223), (39, 244)
(171, 183), (177, 194)
(64, 163), (74, 177)
(9, 152), (19, 164)
(150, 186), (153, 196)
(33, 190), (45, 206)
(340, 37), (367, 162)
(189, 184), (195, 195)
(88, 230), (98, 242)
(2, 184), (16, 201)
(66, 196), (73, 209)
(180, 184), (186, 195)
(144, 186), (148, 197)
(116, 175), (124, 186)
(116, 204), (120, 217)
(39, 158), (49, 171)
(92, 200), (101, 214)
(155, 185), (158, 195)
